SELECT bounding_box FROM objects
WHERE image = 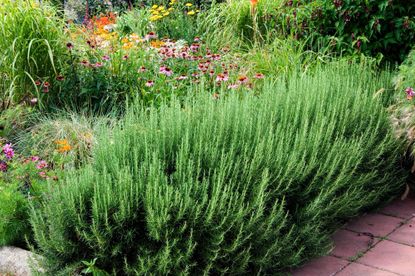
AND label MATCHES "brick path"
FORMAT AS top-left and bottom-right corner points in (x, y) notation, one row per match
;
(292, 196), (415, 276)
